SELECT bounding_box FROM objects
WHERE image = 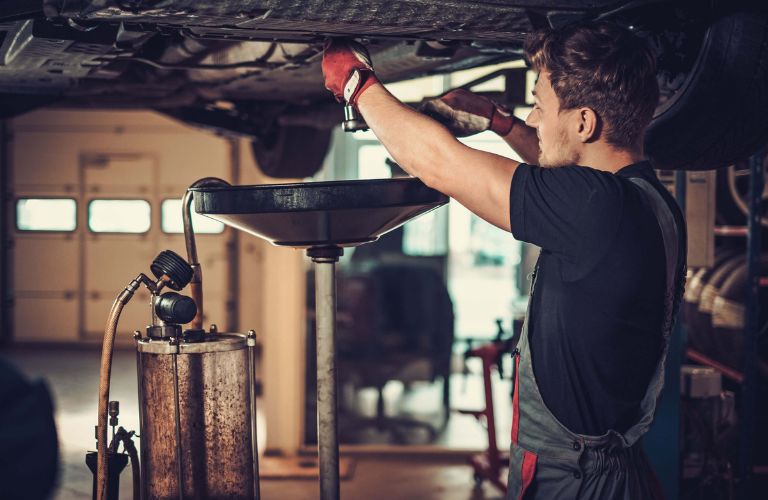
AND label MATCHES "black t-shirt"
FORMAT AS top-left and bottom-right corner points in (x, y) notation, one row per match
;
(509, 161), (684, 436)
